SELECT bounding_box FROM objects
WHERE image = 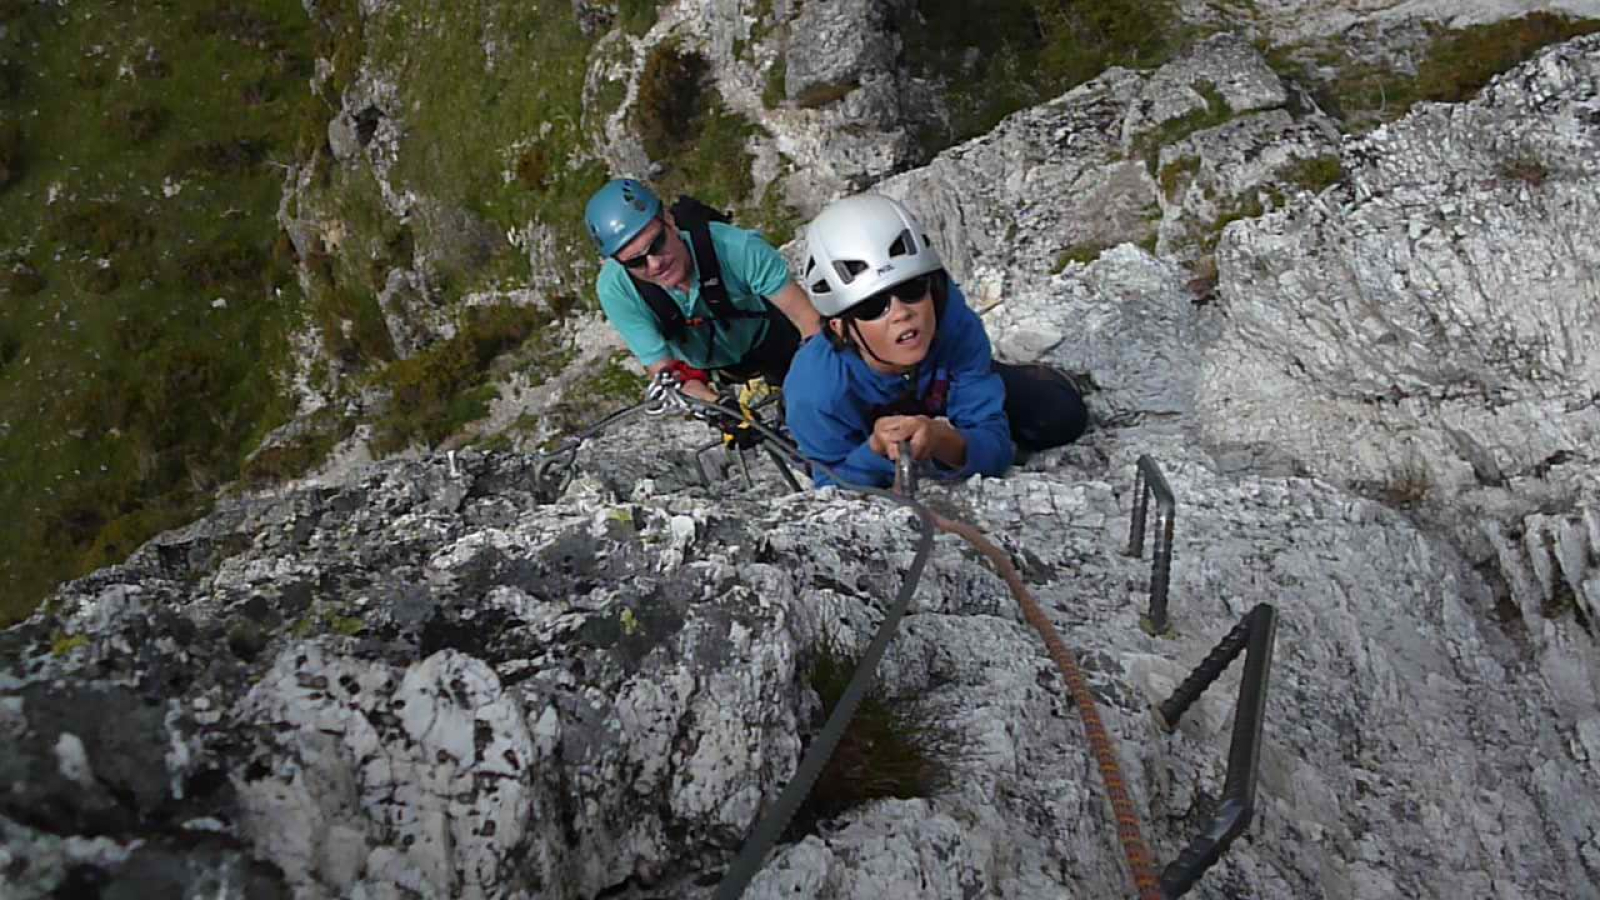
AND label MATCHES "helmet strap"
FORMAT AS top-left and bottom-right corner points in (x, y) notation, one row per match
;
(849, 318), (900, 370)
